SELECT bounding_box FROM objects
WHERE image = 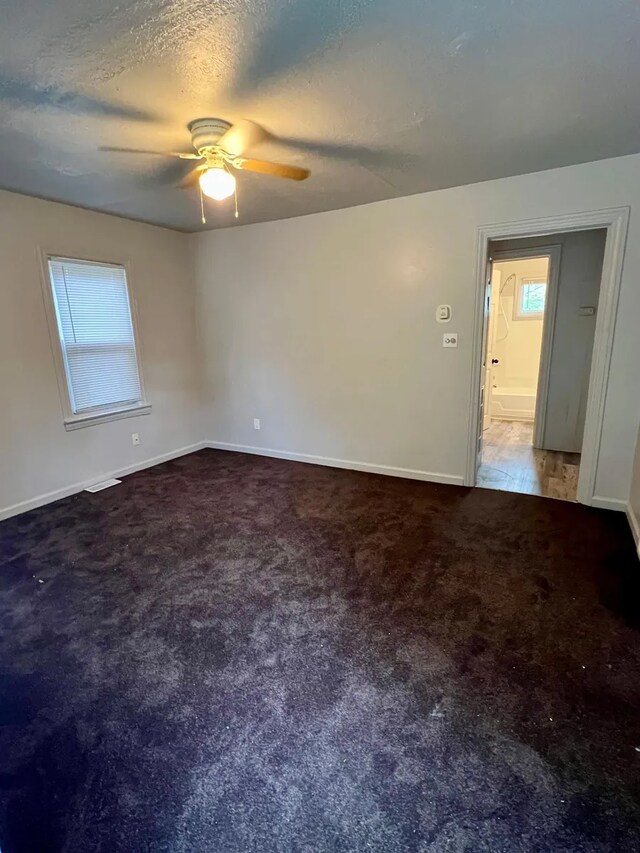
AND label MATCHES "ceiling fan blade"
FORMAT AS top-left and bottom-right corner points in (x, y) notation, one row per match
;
(233, 157), (310, 181)
(218, 120), (270, 157)
(100, 146), (202, 159)
(177, 164), (208, 188)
